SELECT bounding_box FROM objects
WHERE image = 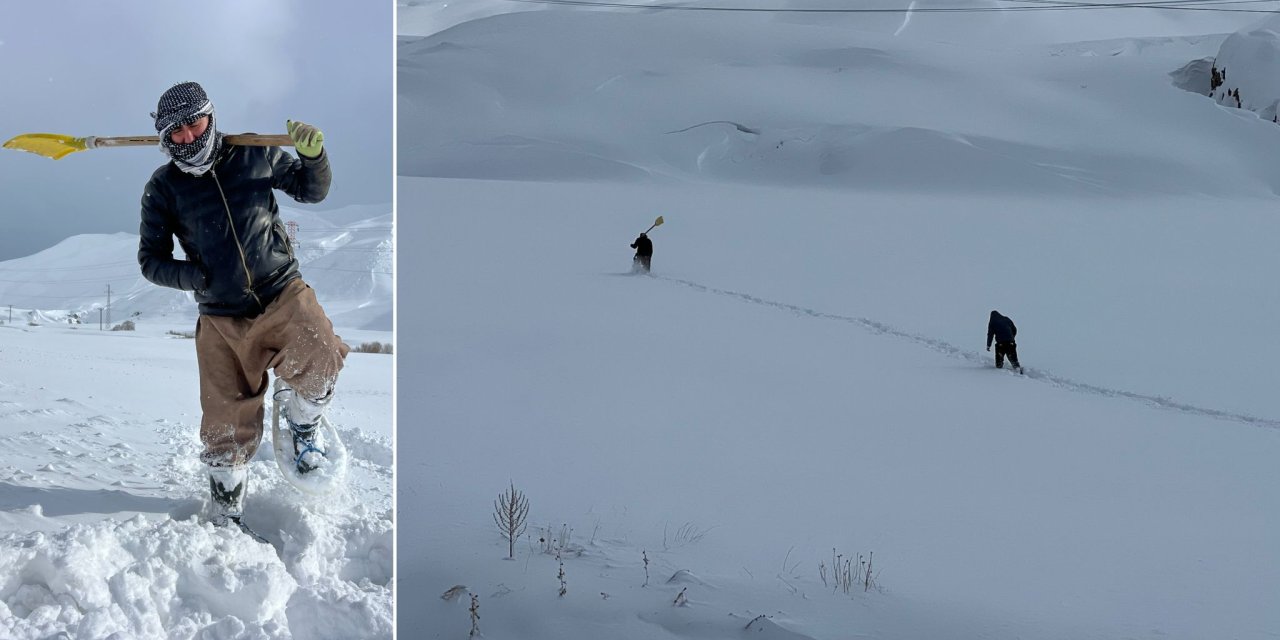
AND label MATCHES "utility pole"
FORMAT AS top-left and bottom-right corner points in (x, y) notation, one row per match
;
(106, 284), (112, 327)
(6, 305), (10, 324)
(286, 220), (299, 249)
(99, 308), (103, 331)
